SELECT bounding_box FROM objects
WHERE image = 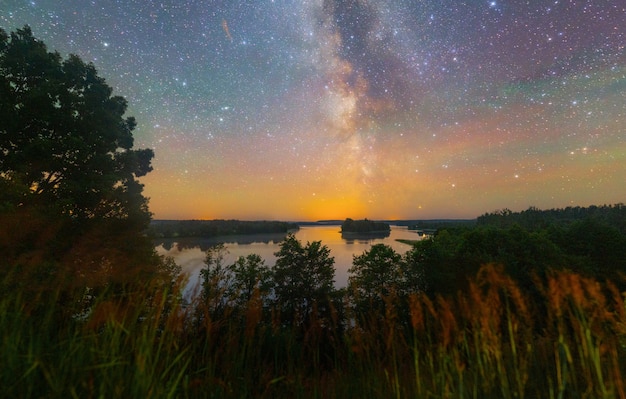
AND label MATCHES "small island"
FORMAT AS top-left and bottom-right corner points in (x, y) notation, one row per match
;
(341, 218), (391, 234)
